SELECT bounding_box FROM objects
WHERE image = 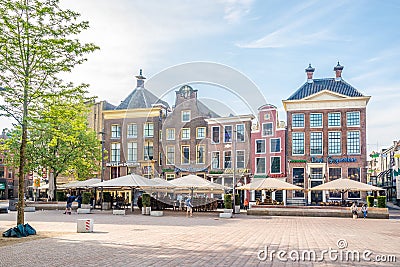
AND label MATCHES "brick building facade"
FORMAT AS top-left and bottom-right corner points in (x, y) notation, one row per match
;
(283, 63), (370, 205)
